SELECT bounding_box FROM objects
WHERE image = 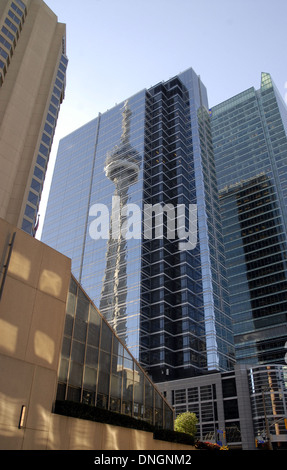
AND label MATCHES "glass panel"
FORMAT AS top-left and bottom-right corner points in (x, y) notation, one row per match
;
(66, 292), (76, 316)
(97, 393), (108, 409)
(69, 362), (83, 387)
(100, 321), (112, 353)
(64, 314), (73, 336)
(67, 387), (81, 402)
(112, 336), (124, 357)
(76, 295), (90, 321)
(73, 318), (87, 342)
(87, 320), (101, 348)
(155, 390), (163, 427)
(58, 358), (69, 383)
(85, 345), (99, 367)
(71, 341), (85, 364)
(110, 397), (121, 413)
(83, 366), (97, 392)
(134, 364), (144, 403)
(56, 383), (66, 401)
(122, 359), (133, 416)
(82, 390), (95, 406)
(164, 402), (174, 430)
(61, 337), (71, 358)
(110, 372), (122, 399)
(97, 351), (111, 395)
